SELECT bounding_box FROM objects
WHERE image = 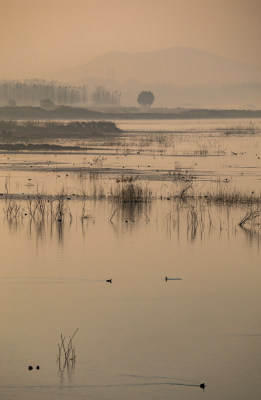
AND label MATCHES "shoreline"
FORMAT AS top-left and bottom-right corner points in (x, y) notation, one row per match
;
(0, 105), (261, 120)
